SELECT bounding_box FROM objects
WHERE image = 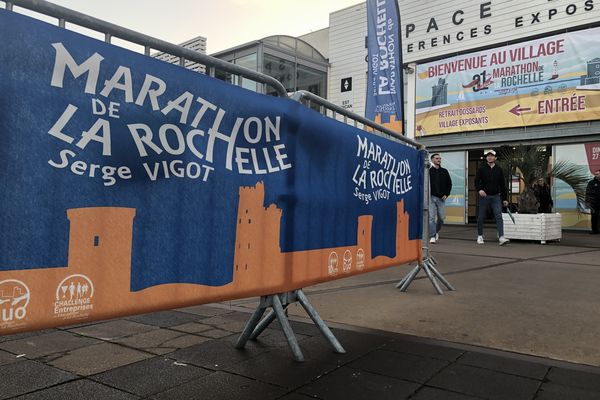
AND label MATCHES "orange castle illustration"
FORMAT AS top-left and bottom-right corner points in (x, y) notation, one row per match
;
(0, 183), (421, 334)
